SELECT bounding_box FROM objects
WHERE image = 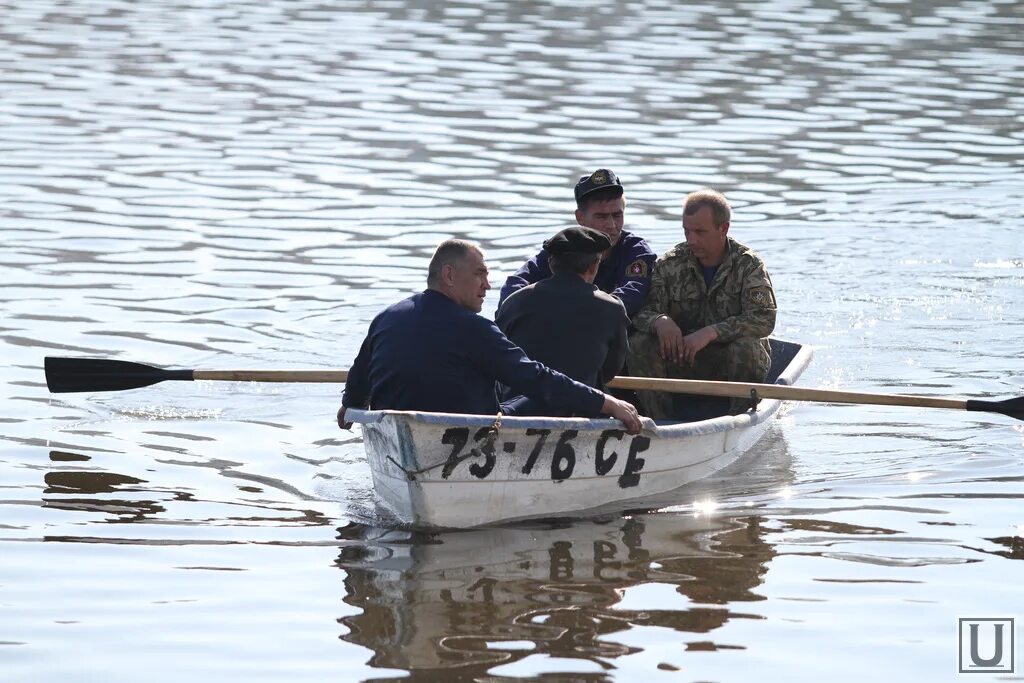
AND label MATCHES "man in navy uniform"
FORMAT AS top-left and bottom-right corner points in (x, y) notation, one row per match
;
(496, 227), (629, 416)
(498, 168), (657, 318)
(337, 238), (642, 433)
